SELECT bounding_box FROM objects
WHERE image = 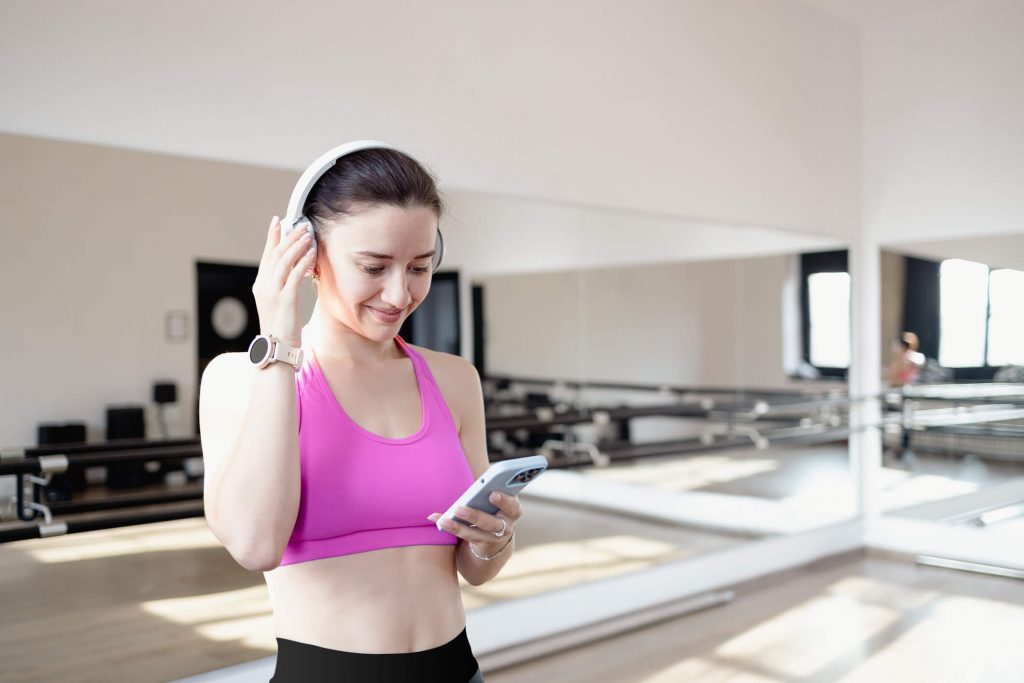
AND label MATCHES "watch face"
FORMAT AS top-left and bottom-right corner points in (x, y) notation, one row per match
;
(249, 336), (270, 364)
